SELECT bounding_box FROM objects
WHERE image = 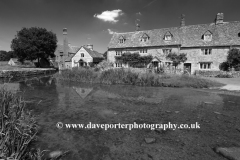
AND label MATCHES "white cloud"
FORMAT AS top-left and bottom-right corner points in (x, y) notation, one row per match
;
(136, 12), (142, 16)
(94, 9), (124, 23)
(107, 29), (117, 34)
